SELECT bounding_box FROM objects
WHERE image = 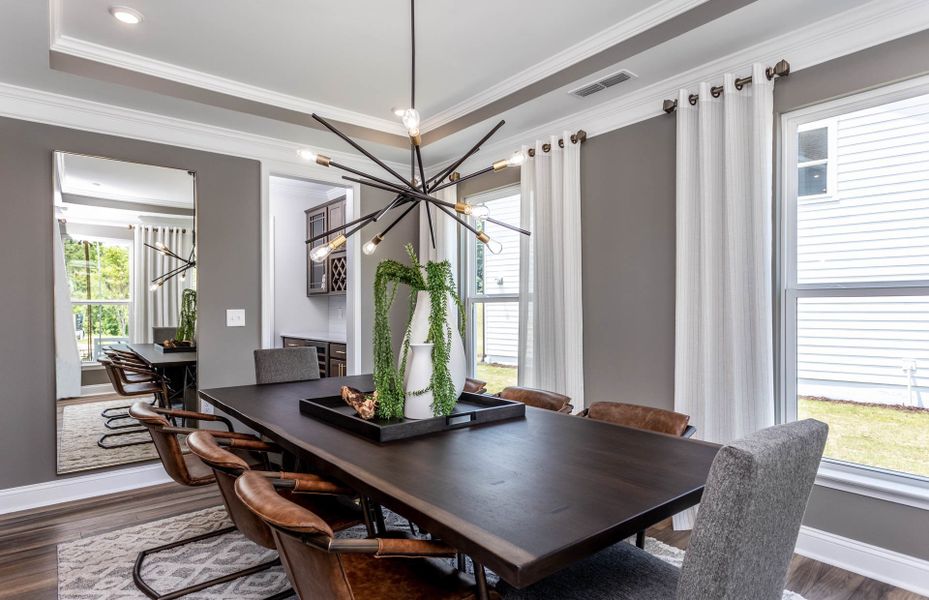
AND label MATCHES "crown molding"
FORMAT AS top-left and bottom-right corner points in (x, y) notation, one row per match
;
(0, 81), (408, 175)
(427, 0), (929, 175)
(419, 0), (707, 132)
(49, 35), (408, 137)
